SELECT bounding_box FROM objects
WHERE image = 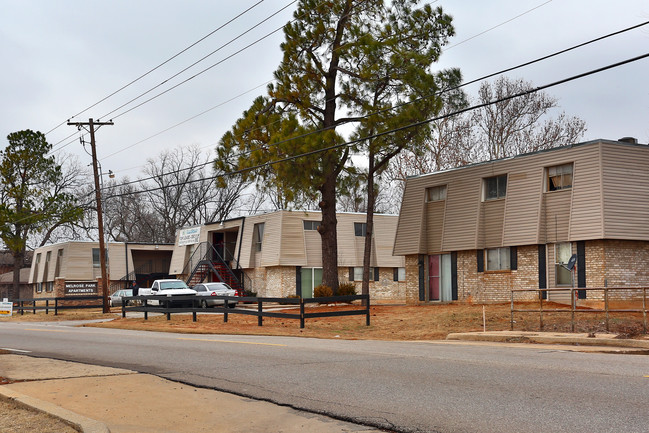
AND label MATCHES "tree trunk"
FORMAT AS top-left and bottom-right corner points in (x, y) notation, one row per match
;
(319, 171), (339, 293)
(362, 152), (375, 299)
(10, 249), (24, 301)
